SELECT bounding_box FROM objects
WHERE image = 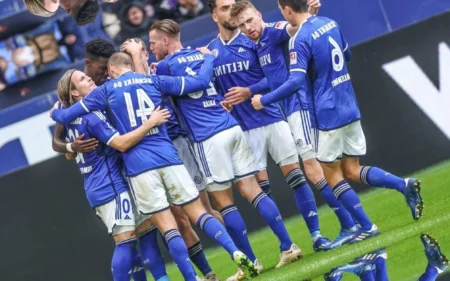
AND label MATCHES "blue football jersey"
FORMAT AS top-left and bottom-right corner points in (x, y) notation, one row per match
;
(52, 55), (217, 174)
(208, 32), (284, 131)
(256, 21), (308, 117)
(290, 16), (360, 130)
(65, 111), (128, 208)
(156, 48), (238, 142)
(155, 61), (189, 141)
